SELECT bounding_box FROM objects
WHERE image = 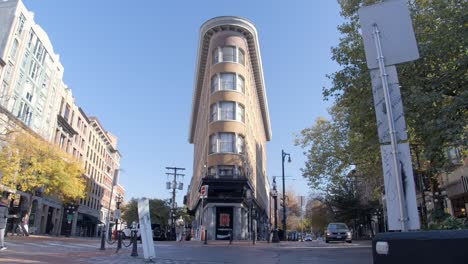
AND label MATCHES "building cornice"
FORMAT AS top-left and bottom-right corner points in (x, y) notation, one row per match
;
(189, 16), (272, 143)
